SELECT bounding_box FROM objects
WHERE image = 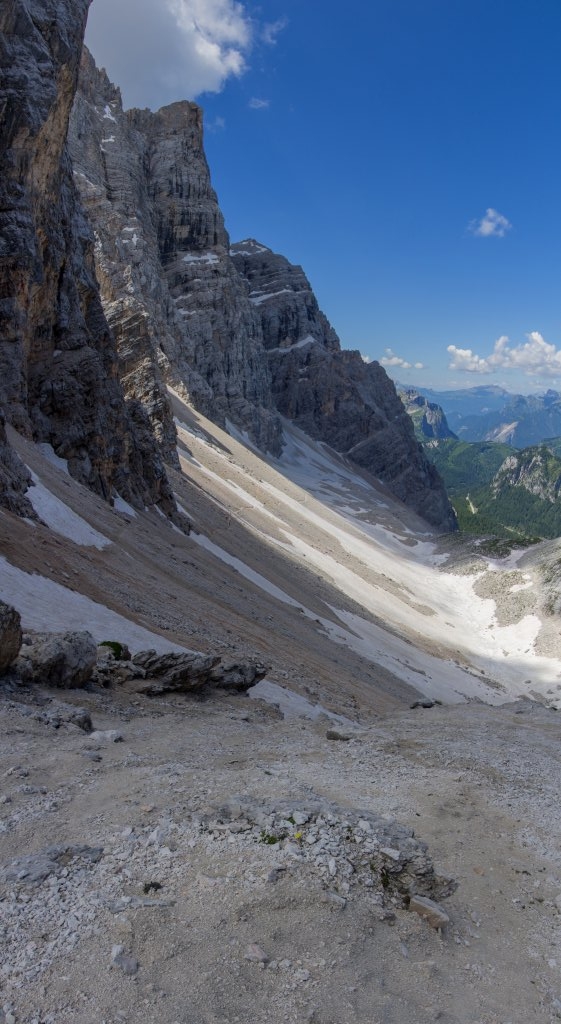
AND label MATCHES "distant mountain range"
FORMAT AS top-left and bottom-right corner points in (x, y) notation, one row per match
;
(413, 385), (561, 448)
(400, 387), (561, 540)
